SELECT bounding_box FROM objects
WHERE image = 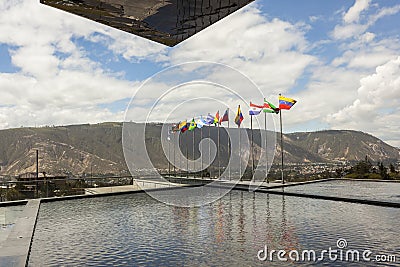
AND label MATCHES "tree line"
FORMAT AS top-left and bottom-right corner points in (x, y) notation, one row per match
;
(345, 156), (399, 180)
